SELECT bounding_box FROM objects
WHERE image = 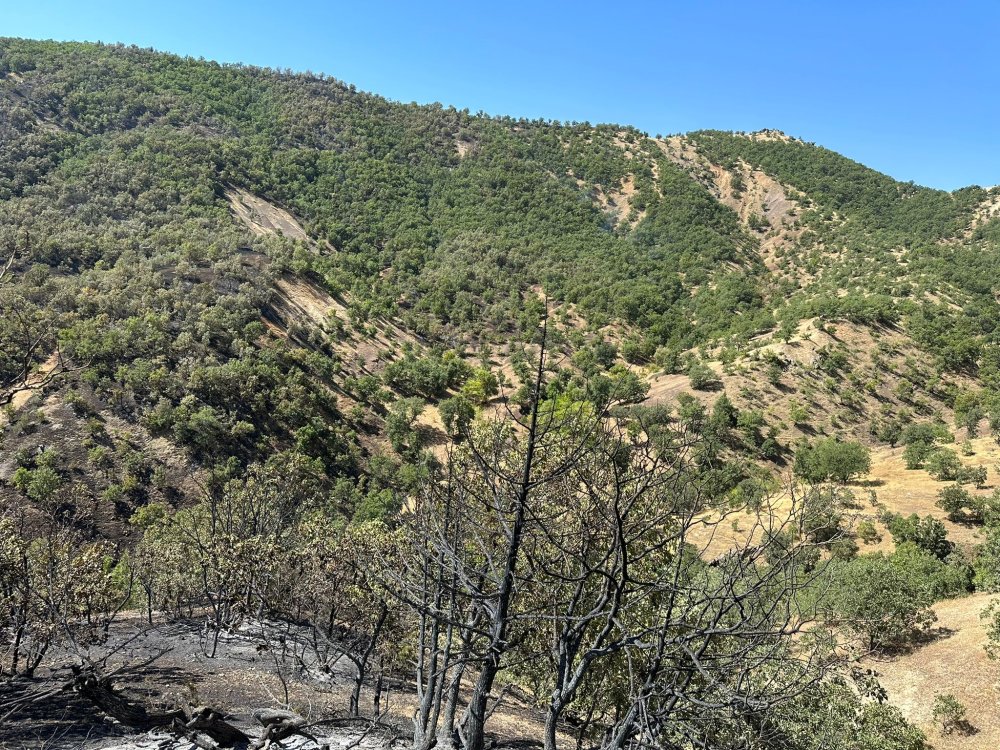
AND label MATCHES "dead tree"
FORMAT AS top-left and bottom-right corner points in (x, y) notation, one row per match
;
(0, 249), (14, 284)
(251, 708), (315, 749)
(390, 308), (842, 749)
(390, 313), (620, 750)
